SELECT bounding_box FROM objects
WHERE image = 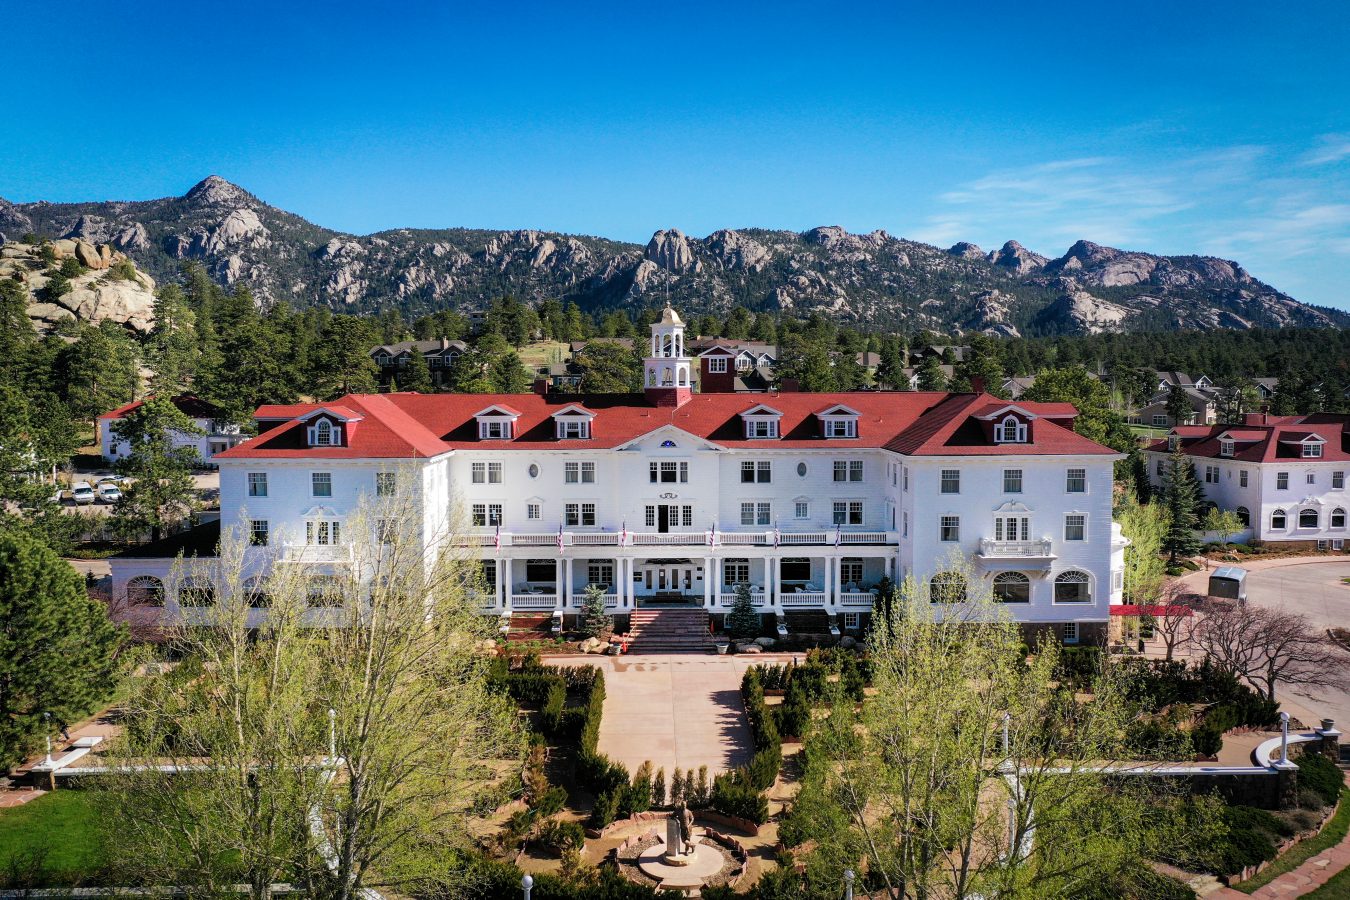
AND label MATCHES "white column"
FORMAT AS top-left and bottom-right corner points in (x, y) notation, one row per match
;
(703, 556), (713, 607)
(623, 557), (633, 607)
(556, 558), (564, 610)
(565, 558), (574, 608)
(823, 554), (833, 608)
(495, 555), (505, 608)
(504, 558), (514, 611)
(766, 555), (776, 610)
